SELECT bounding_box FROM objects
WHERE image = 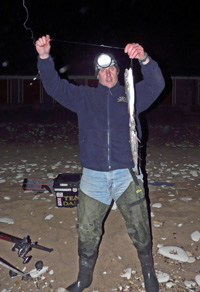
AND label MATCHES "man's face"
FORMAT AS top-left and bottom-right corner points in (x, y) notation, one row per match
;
(97, 66), (118, 88)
